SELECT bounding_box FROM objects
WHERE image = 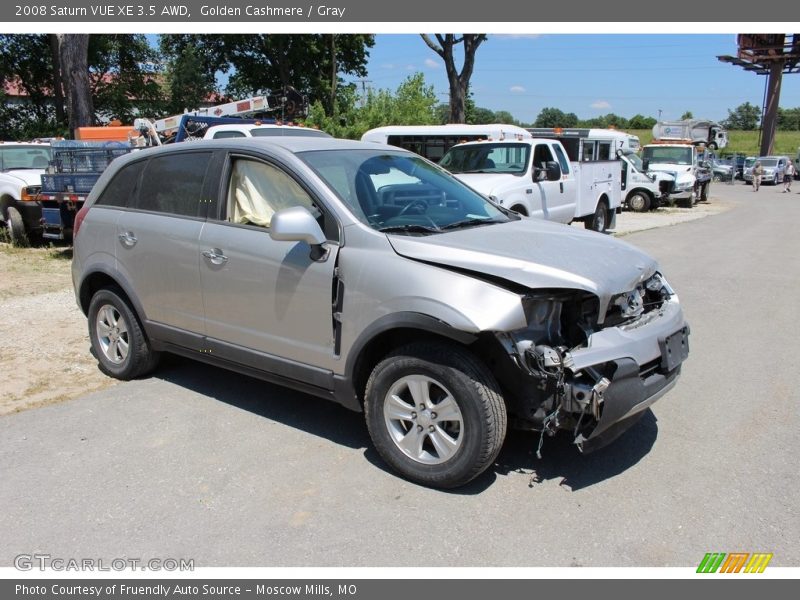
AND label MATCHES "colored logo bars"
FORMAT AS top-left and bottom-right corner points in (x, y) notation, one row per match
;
(697, 552), (773, 573)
